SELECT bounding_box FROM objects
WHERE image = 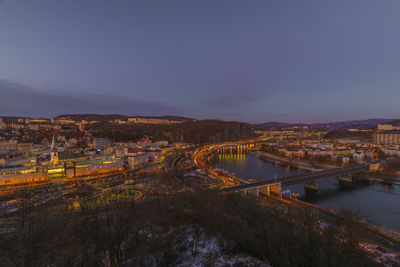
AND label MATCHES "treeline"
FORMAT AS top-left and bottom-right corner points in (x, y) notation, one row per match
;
(0, 190), (381, 266)
(88, 120), (256, 144)
(152, 120), (256, 145)
(324, 130), (372, 140)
